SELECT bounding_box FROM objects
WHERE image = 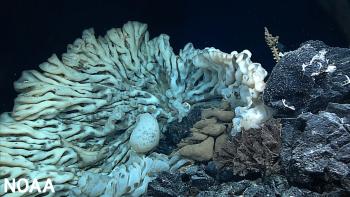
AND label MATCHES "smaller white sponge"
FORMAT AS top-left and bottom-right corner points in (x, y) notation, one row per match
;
(130, 113), (160, 153)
